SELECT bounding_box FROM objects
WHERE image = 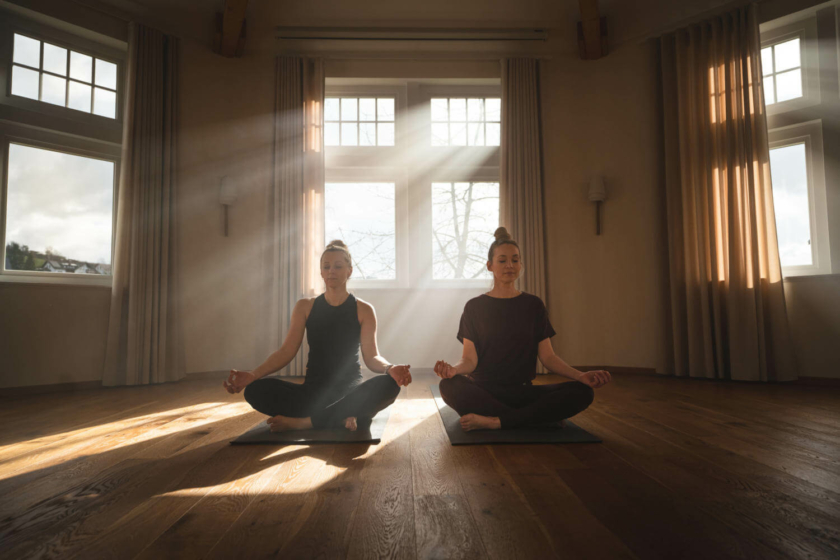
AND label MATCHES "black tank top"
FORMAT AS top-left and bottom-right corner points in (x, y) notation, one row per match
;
(304, 293), (362, 394)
